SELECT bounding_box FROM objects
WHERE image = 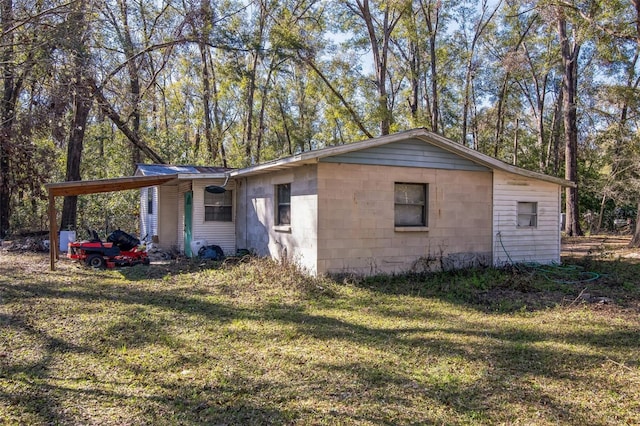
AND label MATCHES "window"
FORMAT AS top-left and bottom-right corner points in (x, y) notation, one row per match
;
(517, 202), (537, 228)
(147, 188), (154, 215)
(395, 183), (427, 227)
(276, 183), (291, 226)
(204, 189), (233, 221)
